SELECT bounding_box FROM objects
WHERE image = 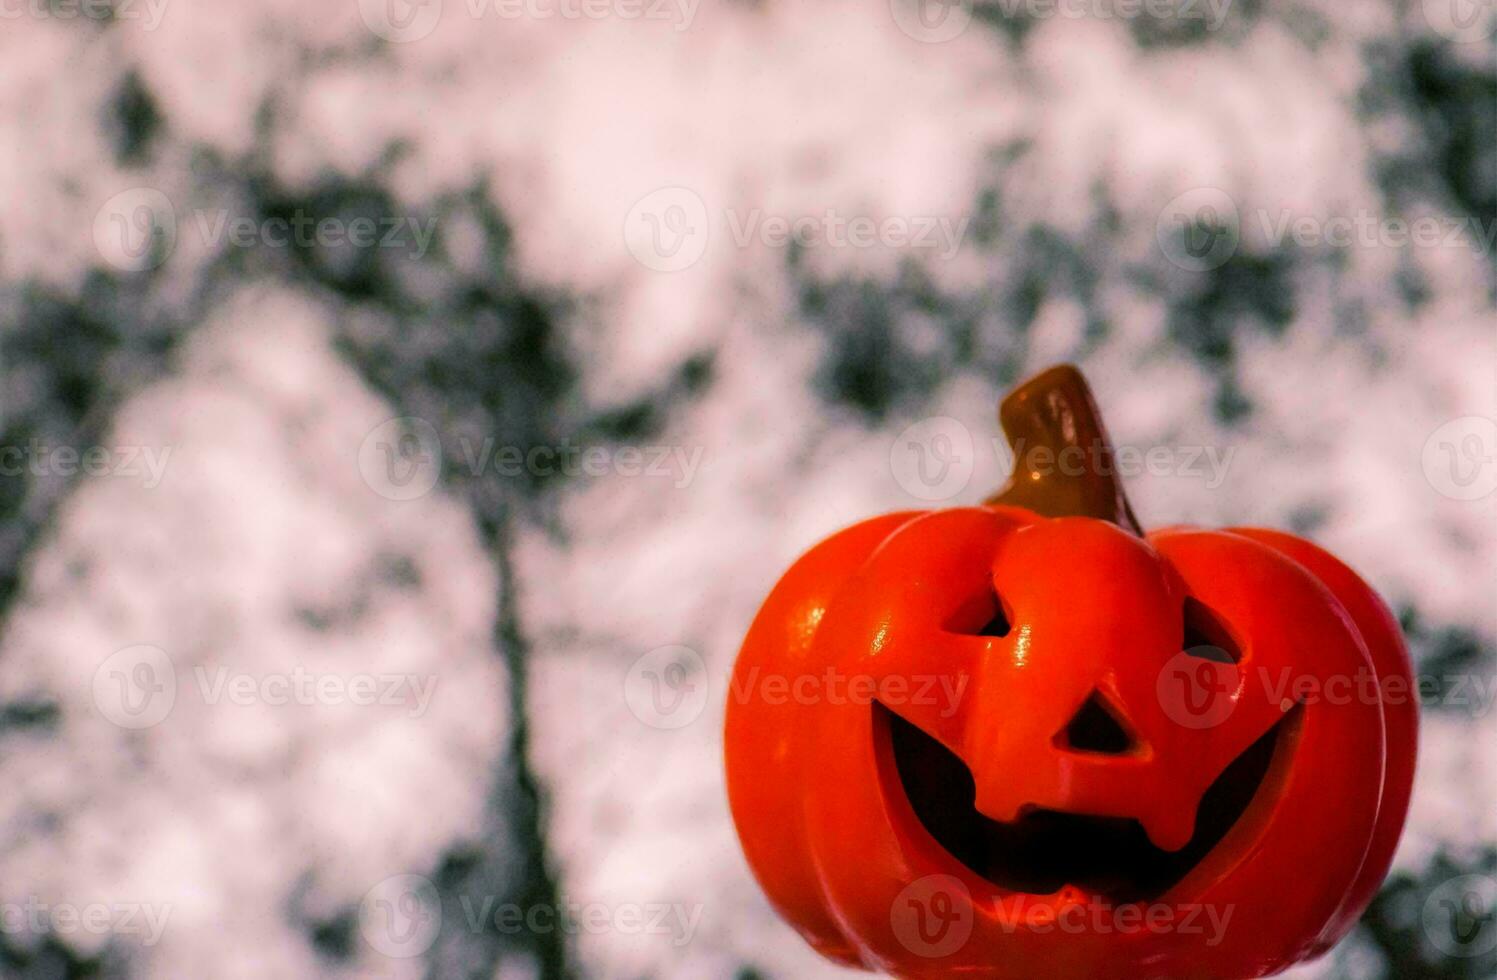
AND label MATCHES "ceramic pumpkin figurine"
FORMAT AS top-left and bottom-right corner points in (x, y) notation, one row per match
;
(724, 365), (1417, 979)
